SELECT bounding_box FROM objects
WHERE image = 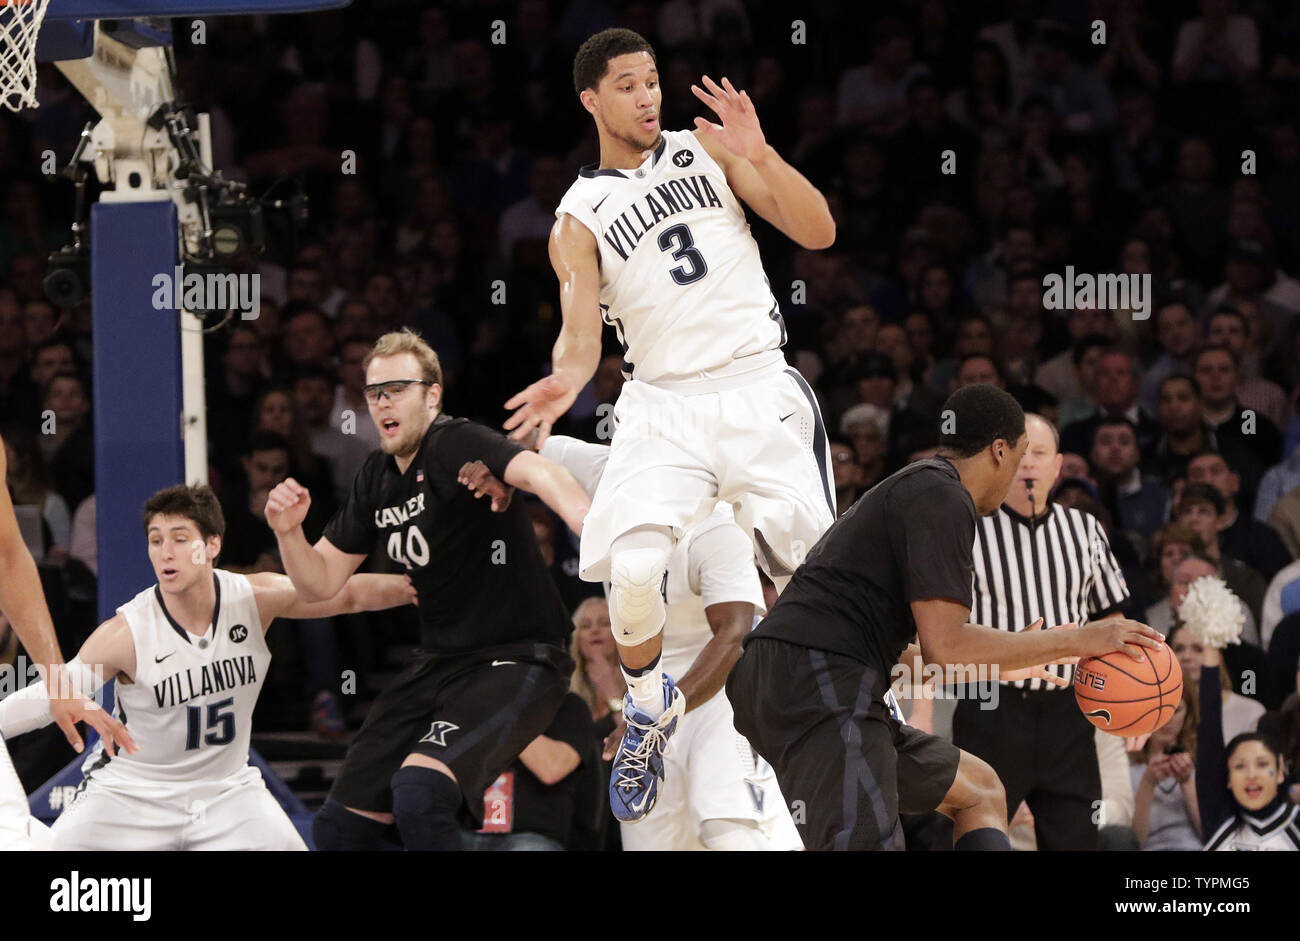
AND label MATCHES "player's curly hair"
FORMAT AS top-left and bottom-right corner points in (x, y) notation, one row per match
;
(142, 484), (226, 540)
(573, 28), (655, 95)
(936, 383), (1025, 458)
